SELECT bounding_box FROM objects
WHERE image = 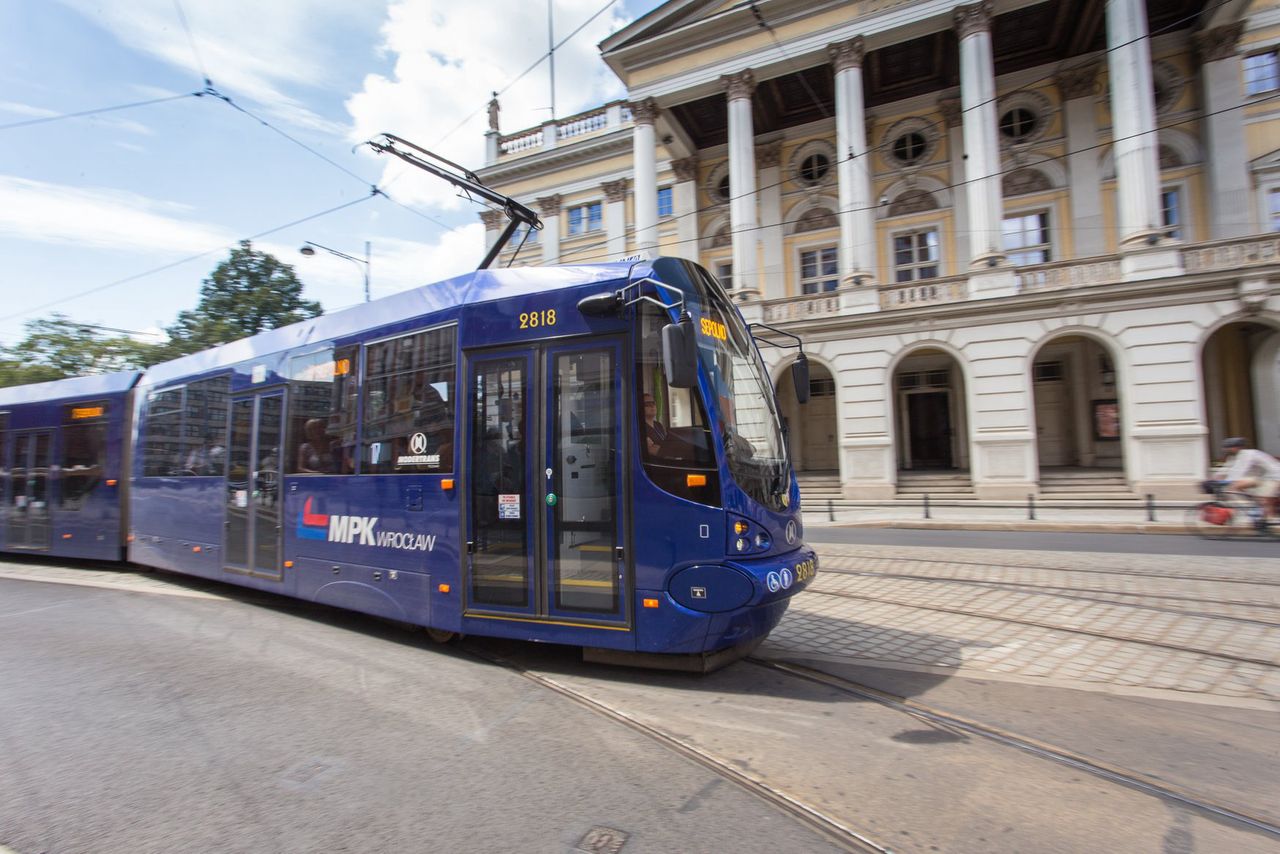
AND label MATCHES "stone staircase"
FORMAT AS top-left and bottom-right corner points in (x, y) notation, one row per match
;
(1037, 468), (1139, 501)
(794, 467), (1143, 509)
(895, 470), (976, 500)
